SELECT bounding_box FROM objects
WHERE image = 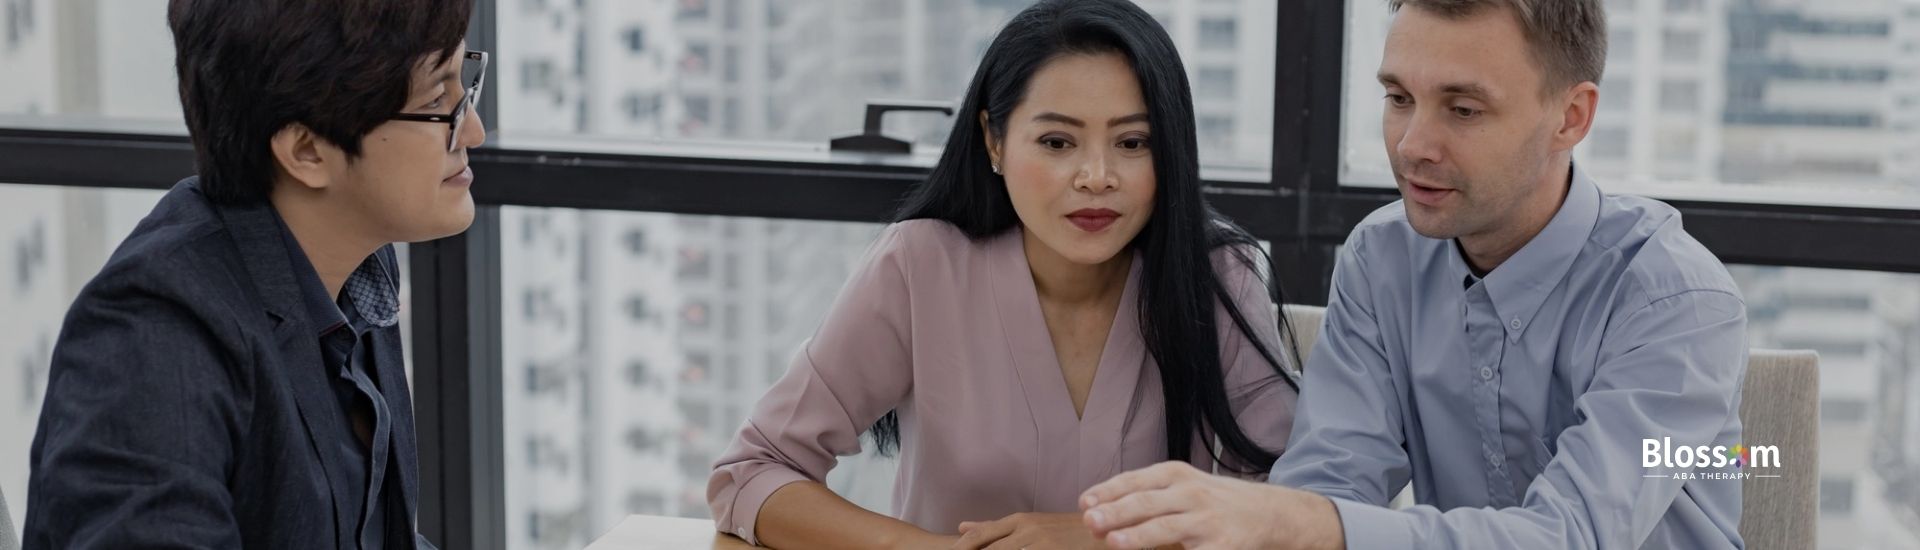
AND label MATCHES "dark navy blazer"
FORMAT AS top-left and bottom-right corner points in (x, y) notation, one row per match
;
(24, 178), (436, 550)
